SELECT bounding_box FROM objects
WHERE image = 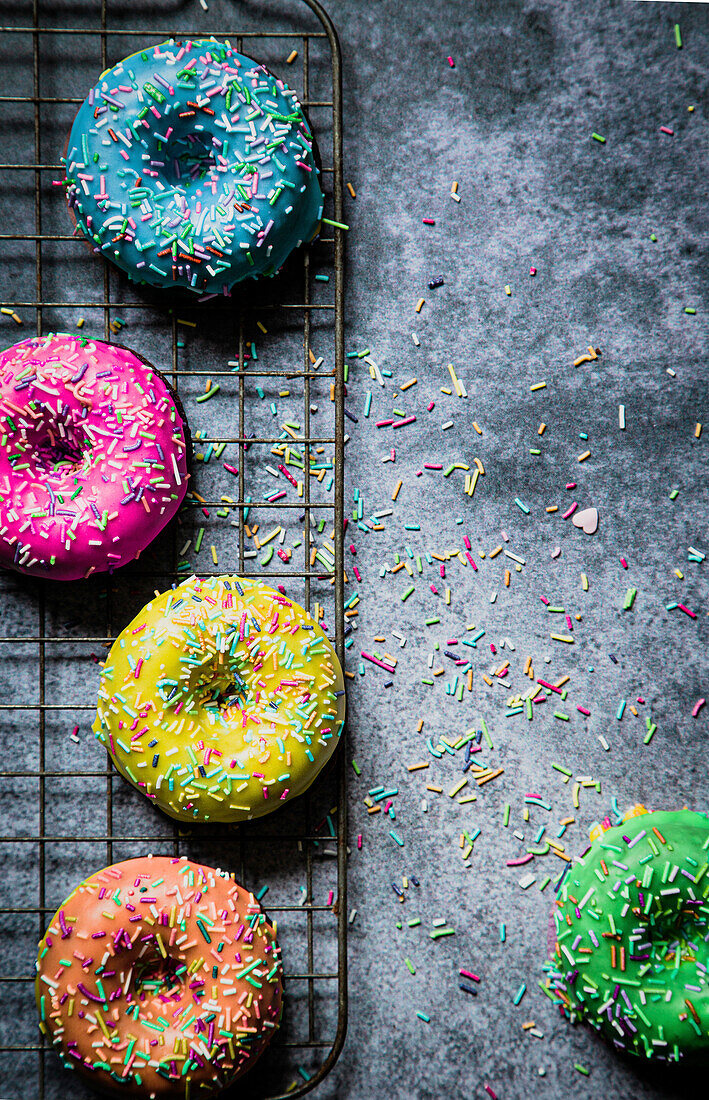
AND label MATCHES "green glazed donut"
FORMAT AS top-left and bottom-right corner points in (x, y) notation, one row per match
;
(544, 808), (709, 1062)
